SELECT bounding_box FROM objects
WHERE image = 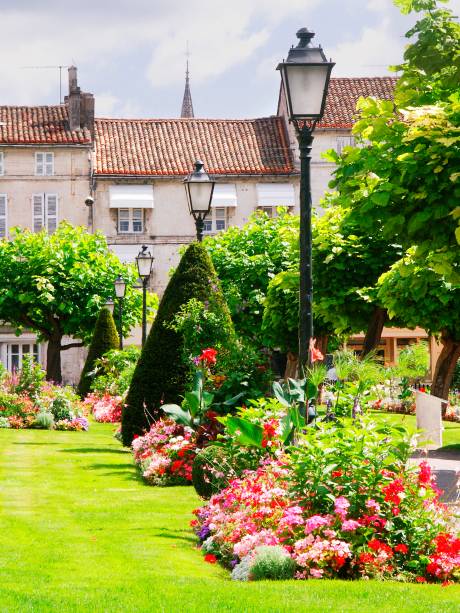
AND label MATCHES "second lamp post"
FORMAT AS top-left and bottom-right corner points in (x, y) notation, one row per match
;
(277, 28), (334, 376)
(184, 160), (215, 241)
(114, 275), (126, 350)
(136, 245), (154, 347)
